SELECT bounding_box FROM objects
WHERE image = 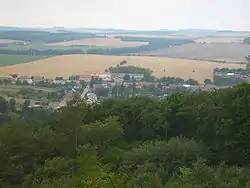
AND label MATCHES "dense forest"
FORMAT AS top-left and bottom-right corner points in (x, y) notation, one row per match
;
(1, 83), (250, 187)
(0, 31), (95, 43)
